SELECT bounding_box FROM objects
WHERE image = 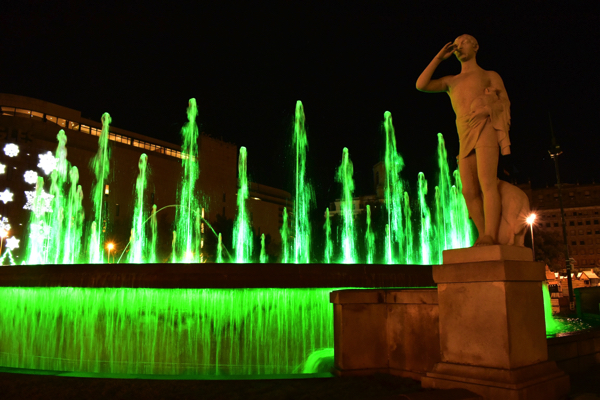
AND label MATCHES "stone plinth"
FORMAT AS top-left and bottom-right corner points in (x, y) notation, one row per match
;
(422, 245), (570, 400)
(330, 288), (440, 379)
